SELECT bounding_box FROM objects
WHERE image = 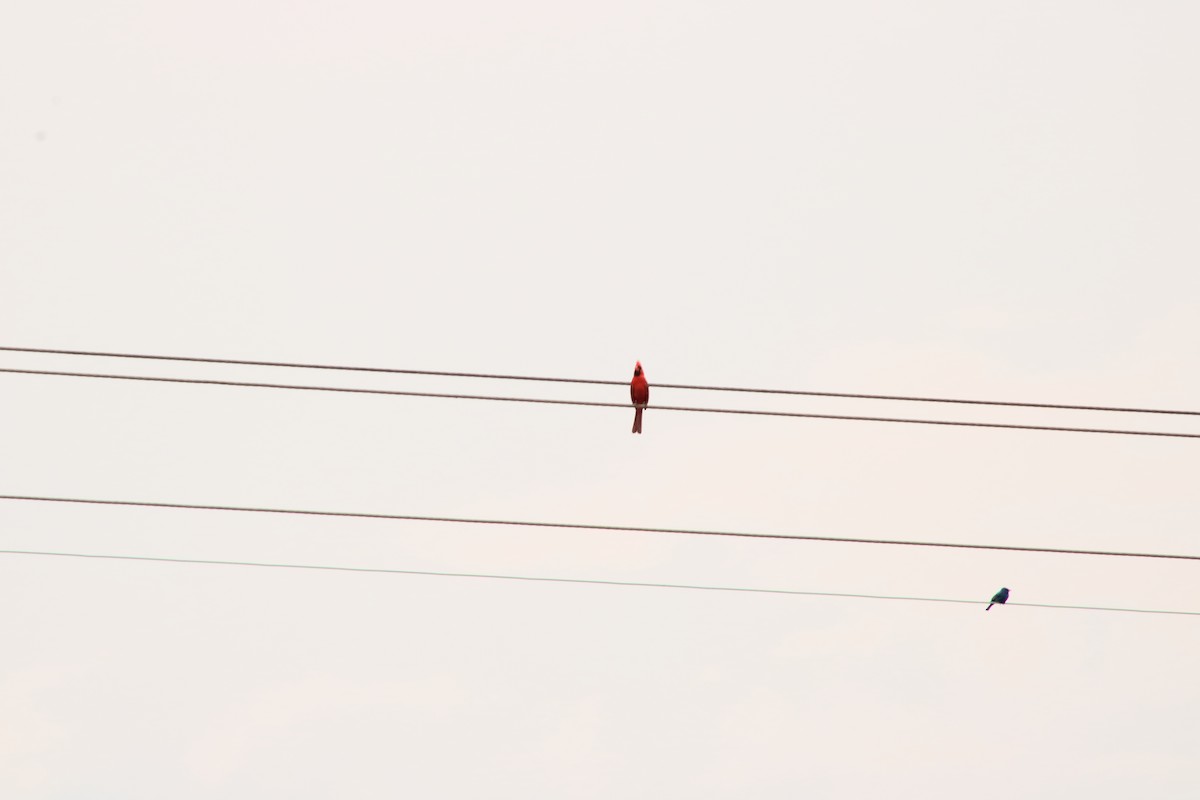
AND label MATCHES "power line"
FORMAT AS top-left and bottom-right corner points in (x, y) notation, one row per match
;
(3, 344), (1196, 417)
(1, 547), (1194, 617)
(4, 494), (1199, 562)
(4, 367), (1199, 440)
